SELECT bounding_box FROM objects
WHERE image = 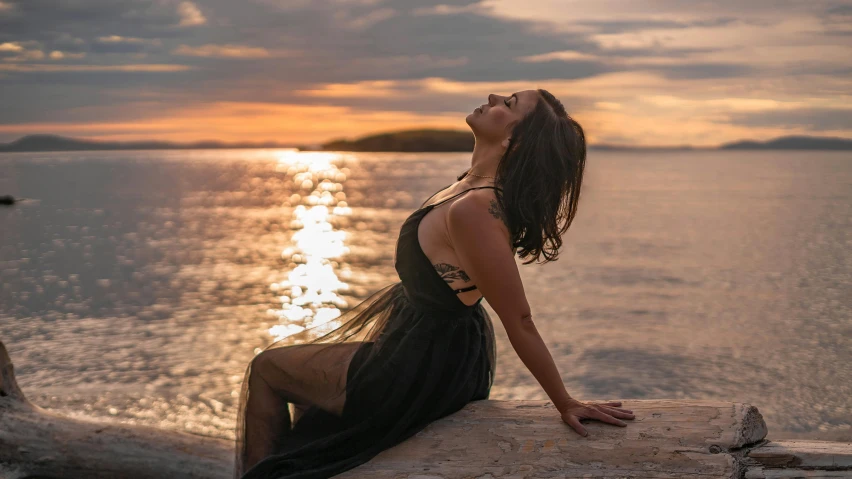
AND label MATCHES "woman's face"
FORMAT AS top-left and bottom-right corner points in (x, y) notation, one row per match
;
(466, 89), (540, 143)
